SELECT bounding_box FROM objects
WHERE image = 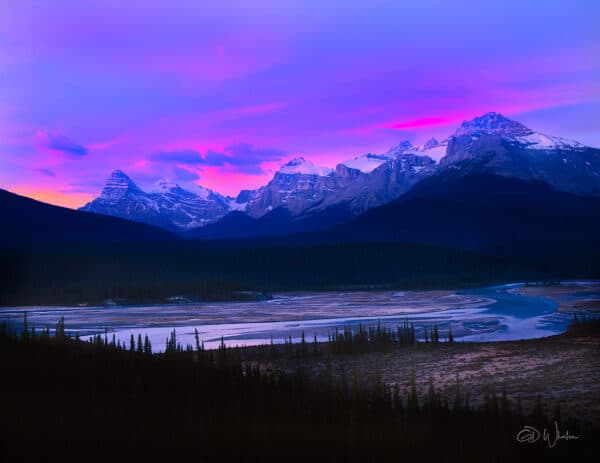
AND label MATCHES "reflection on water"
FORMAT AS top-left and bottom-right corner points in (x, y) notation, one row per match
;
(1, 282), (597, 351)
